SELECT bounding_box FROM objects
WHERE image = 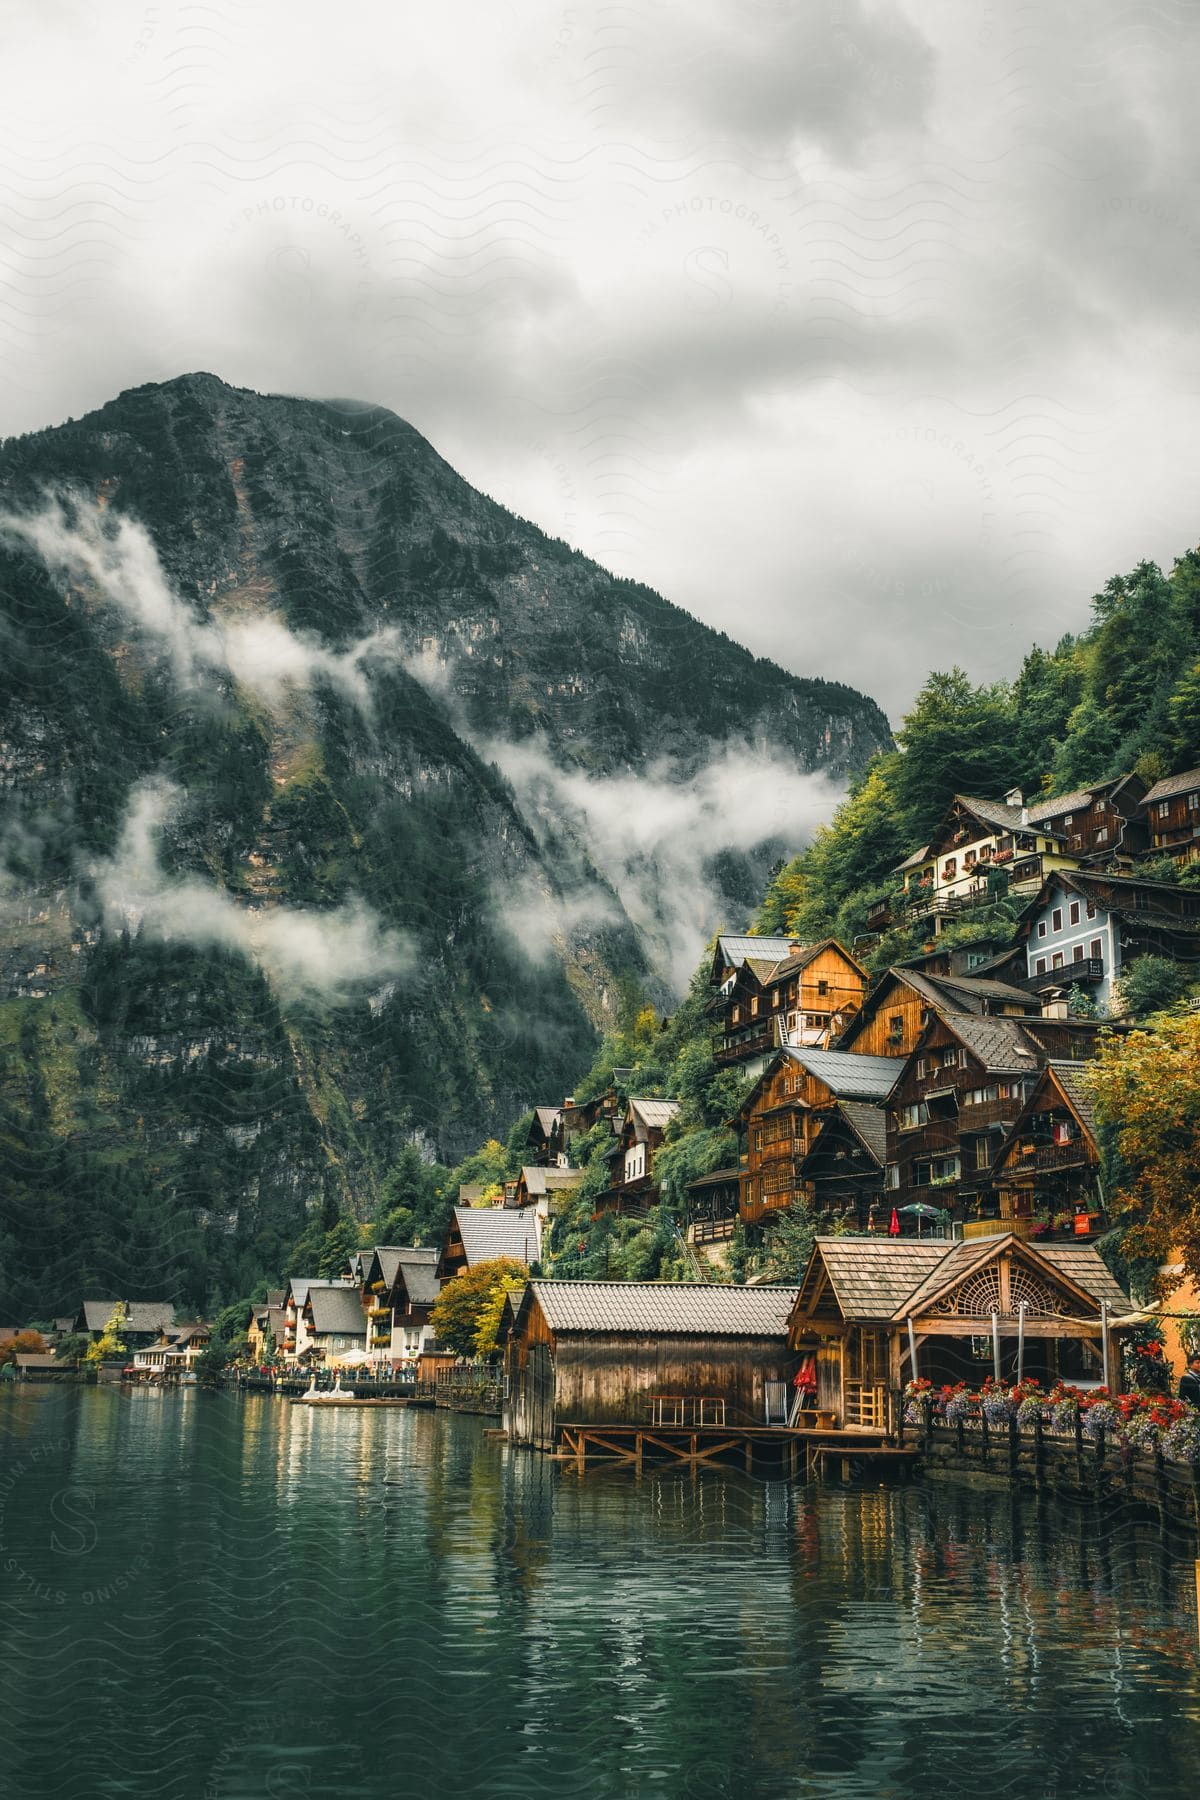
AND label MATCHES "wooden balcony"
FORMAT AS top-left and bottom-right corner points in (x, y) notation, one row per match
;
(962, 1218), (1039, 1242)
(1021, 957), (1104, 993)
(1008, 1140), (1093, 1172)
(714, 1027), (776, 1066)
(958, 1096), (1023, 1128)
